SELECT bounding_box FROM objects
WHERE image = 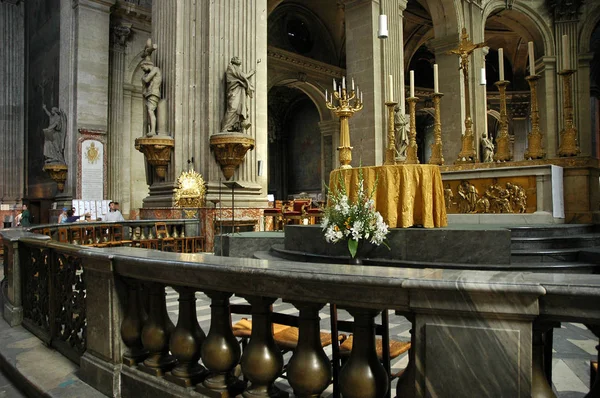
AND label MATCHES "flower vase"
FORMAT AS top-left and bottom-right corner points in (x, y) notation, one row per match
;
(349, 240), (373, 265)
